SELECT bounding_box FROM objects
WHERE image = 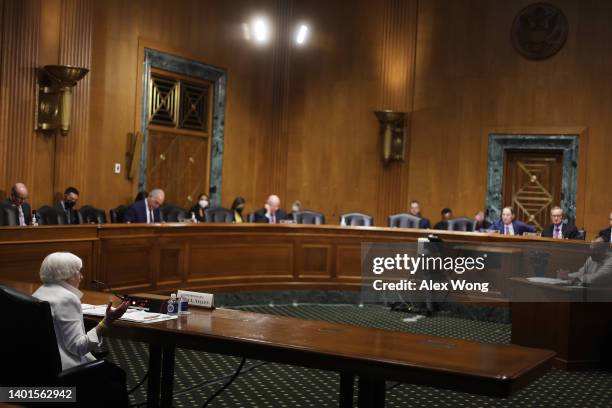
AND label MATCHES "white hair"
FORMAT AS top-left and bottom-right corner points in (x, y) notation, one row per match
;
(149, 189), (165, 198)
(40, 252), (83, 284)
